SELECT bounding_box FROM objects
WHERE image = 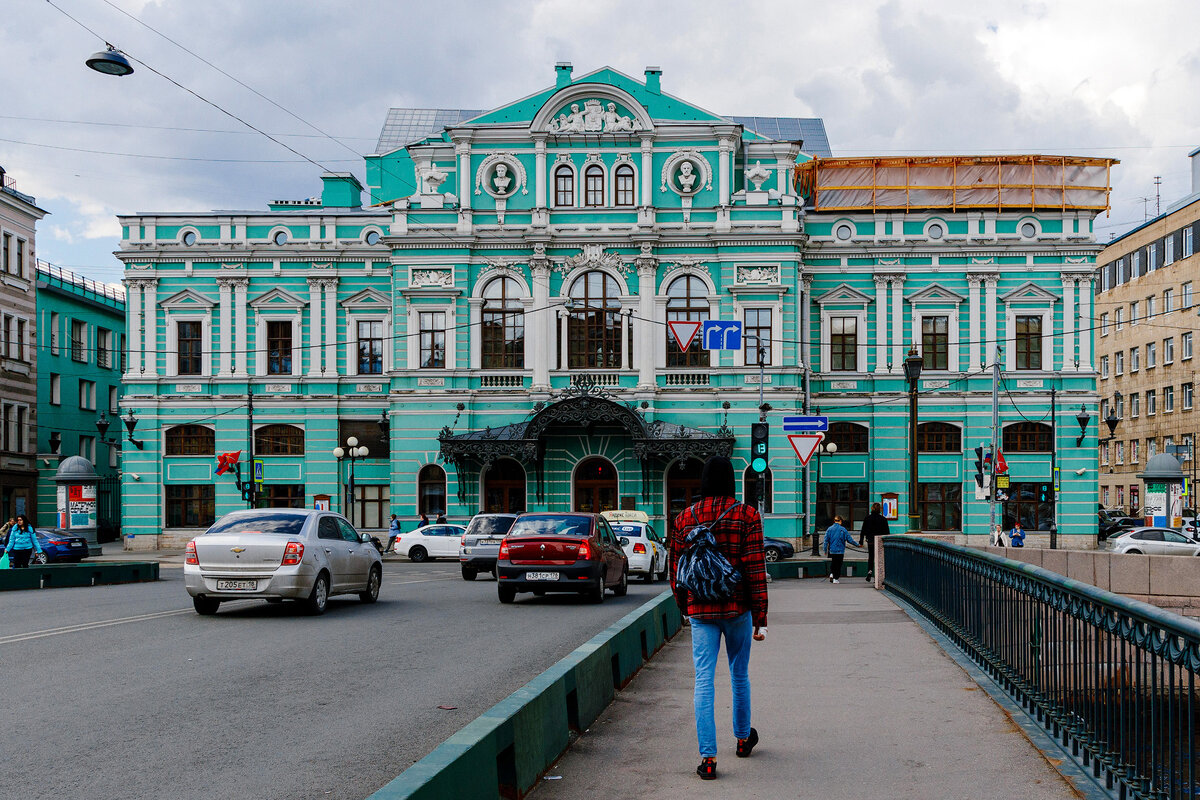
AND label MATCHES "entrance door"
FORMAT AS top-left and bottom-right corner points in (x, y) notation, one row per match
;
(665, 458), (705, 530)
(483, 459), (526, 513)
(575, 458), (618, 513)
